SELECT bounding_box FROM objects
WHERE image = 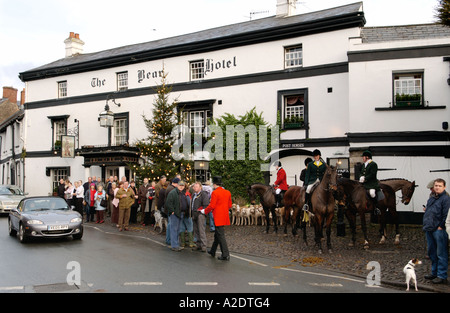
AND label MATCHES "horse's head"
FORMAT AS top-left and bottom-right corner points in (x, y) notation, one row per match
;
(401, 180), (416, 205)
(247, 185), (257, 205)
(325, 165), (338, 192)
